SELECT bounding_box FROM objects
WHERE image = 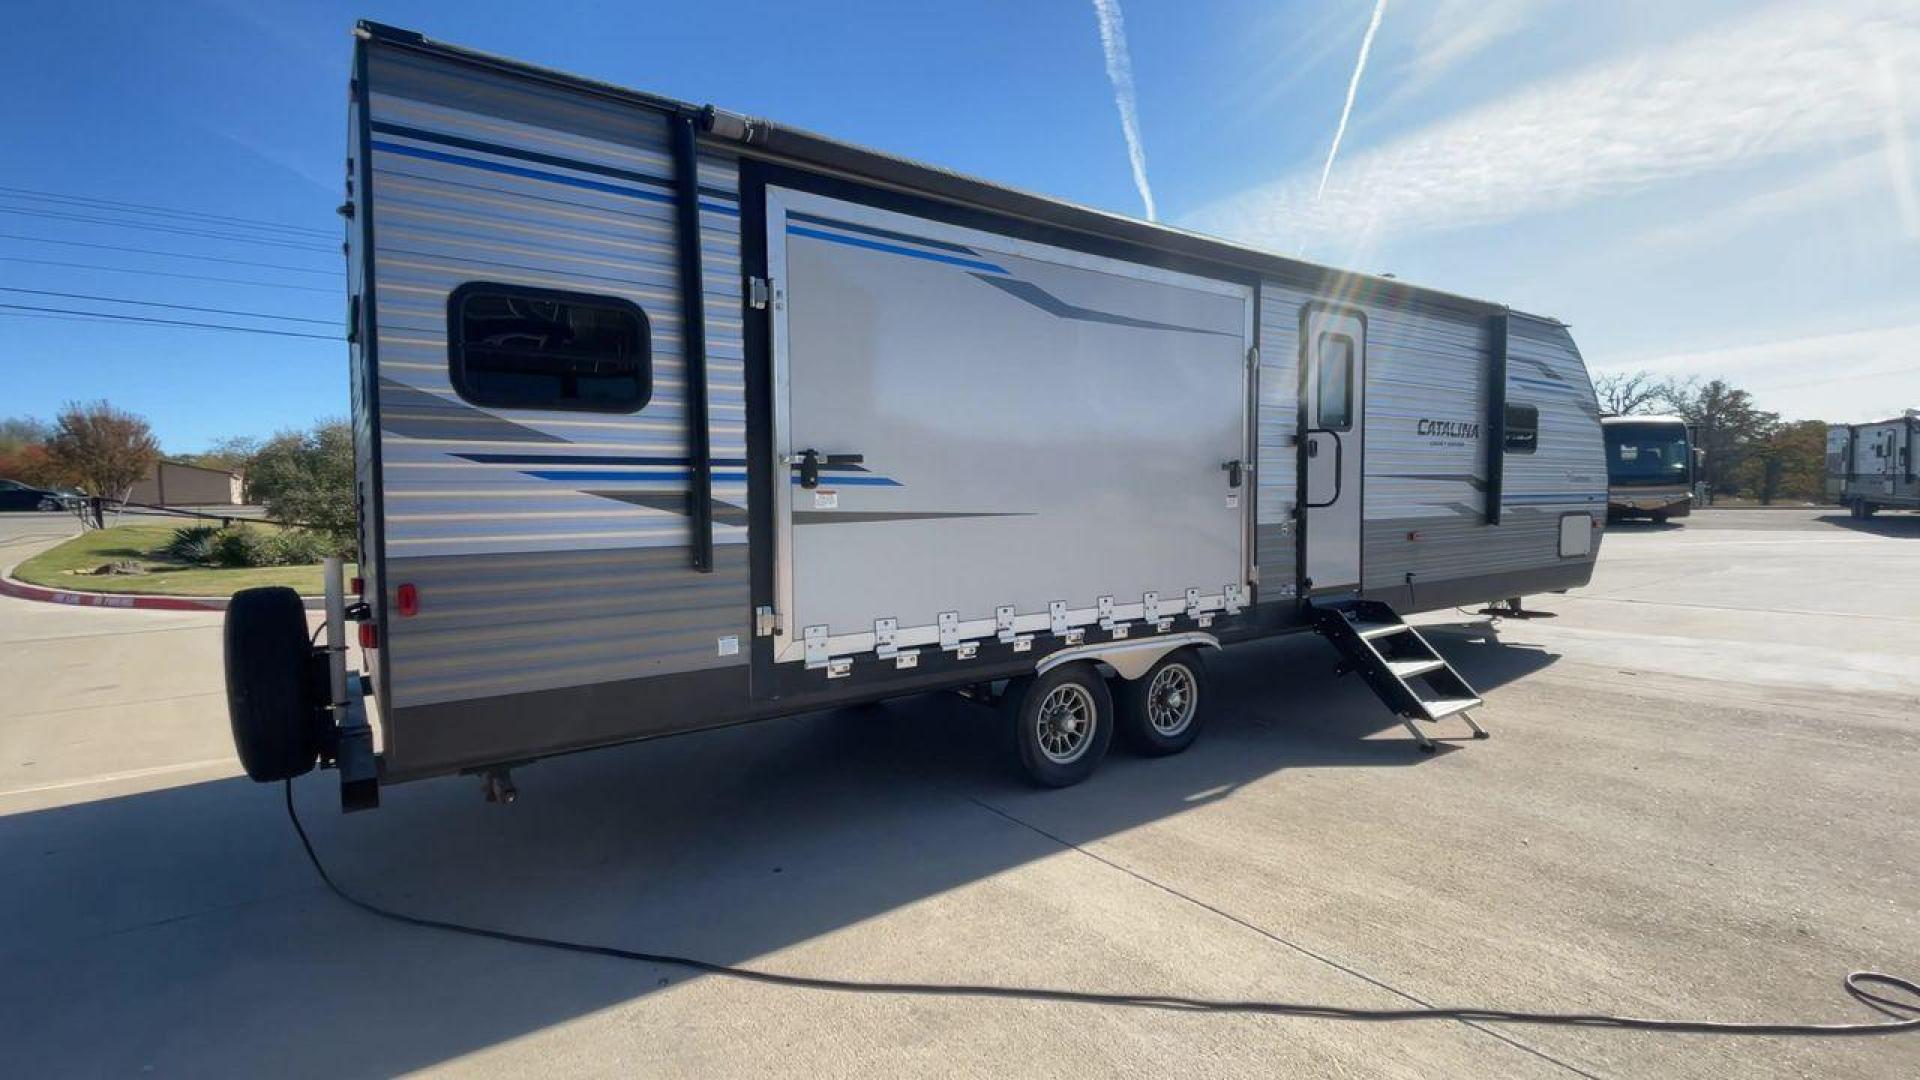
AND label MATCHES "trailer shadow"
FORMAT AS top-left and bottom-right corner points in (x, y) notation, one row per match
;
(1817, 511), (1920, 537)
(0, 625), (1557, 1076)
